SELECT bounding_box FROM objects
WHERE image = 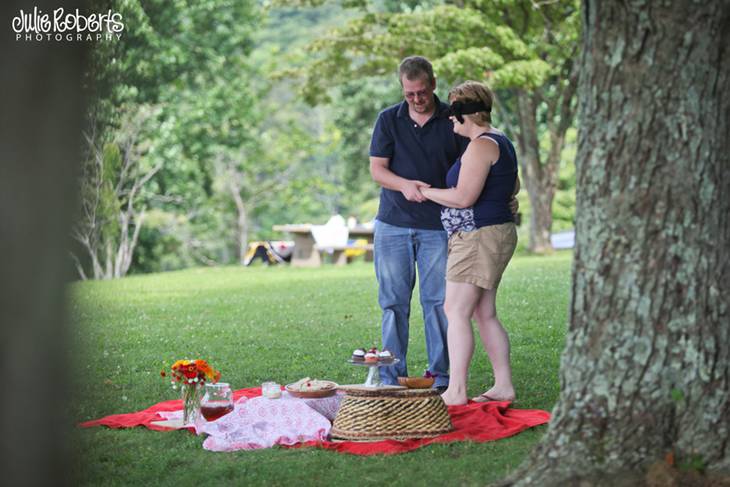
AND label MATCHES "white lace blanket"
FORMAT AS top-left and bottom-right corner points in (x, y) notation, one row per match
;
(161, 392), (342, 452)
